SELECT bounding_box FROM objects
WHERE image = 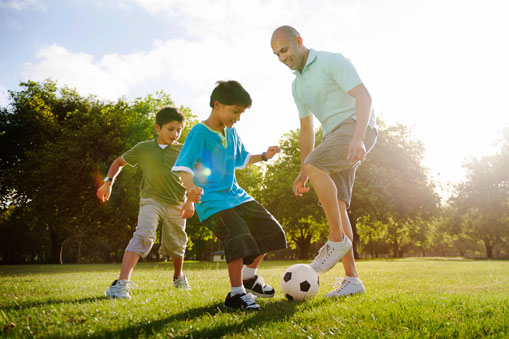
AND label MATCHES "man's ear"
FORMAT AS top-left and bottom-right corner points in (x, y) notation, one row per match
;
(154, 123), (161, 133)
